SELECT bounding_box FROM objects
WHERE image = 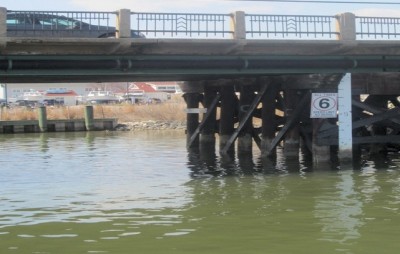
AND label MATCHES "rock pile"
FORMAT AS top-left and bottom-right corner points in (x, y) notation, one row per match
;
(115, 120), (186, 131)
